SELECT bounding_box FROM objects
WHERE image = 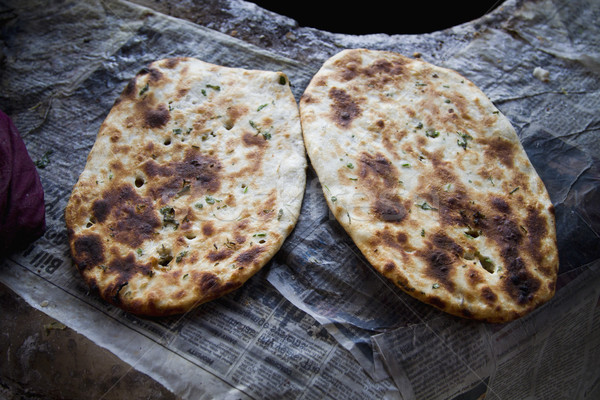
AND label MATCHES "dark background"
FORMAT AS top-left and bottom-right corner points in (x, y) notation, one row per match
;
(250, 1), (505, 35)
